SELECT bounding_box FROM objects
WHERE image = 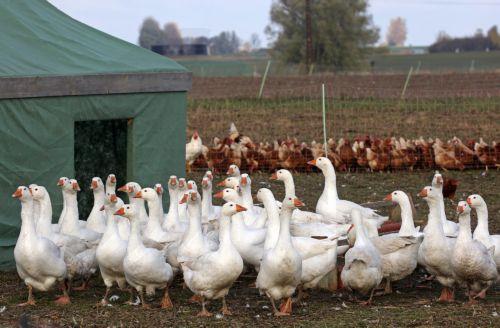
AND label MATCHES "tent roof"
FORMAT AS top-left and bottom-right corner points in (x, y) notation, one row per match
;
(0, 0), (187, 78)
